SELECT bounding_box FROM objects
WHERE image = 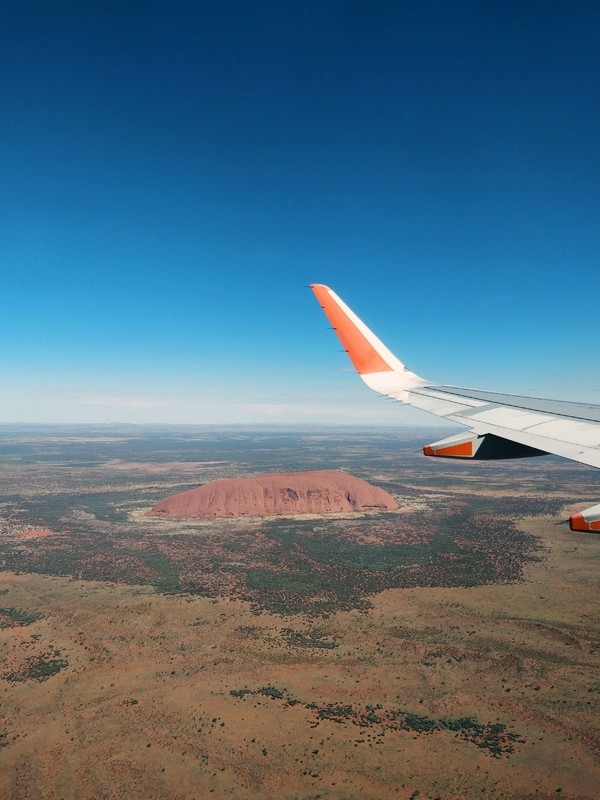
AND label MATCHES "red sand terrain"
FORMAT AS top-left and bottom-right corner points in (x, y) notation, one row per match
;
(18, 528), (54, 540)
(148, 469), (398, 518)
(2, 519), (600, 800)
